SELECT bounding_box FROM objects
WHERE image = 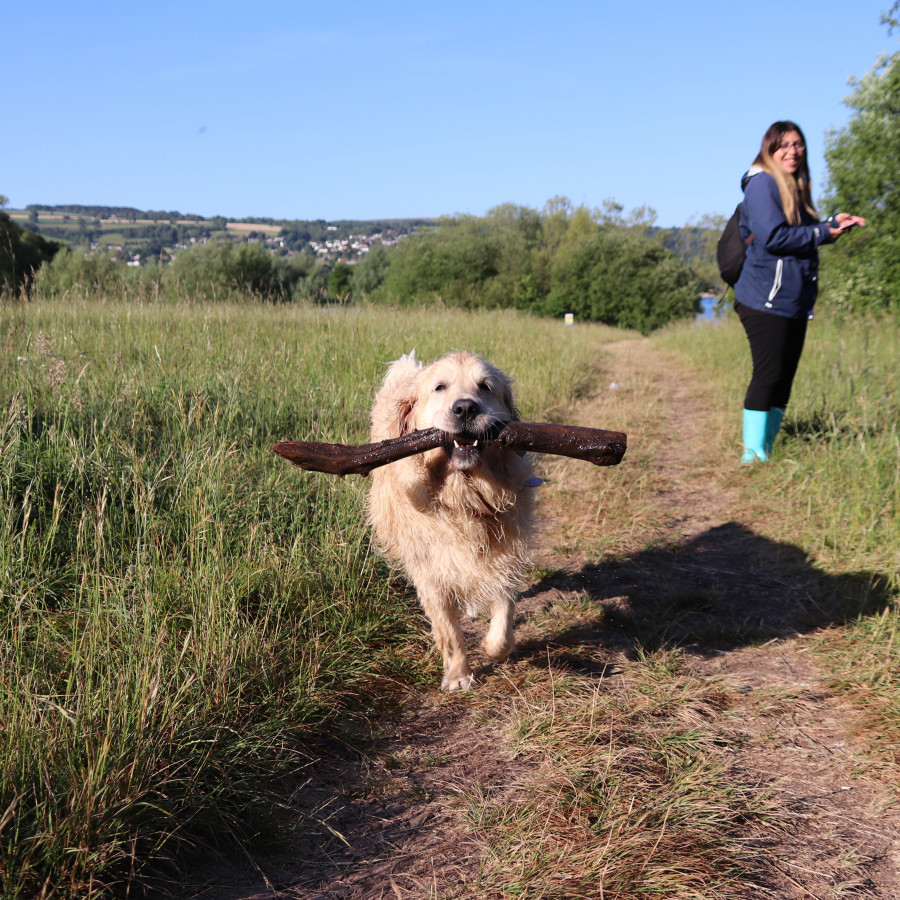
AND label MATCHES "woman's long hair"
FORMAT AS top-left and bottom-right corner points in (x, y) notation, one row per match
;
(753, 120), (818, 224)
